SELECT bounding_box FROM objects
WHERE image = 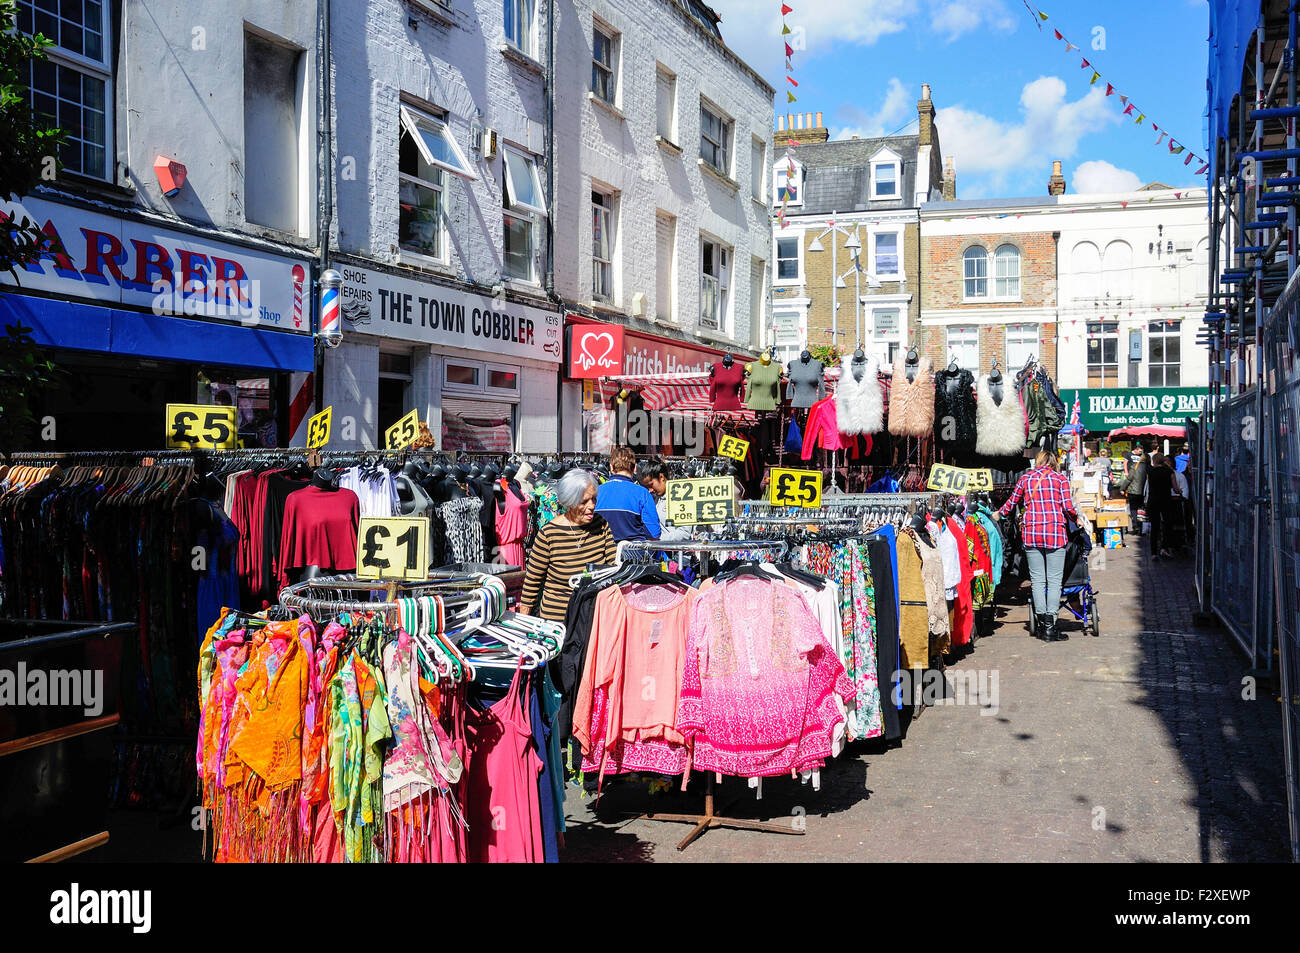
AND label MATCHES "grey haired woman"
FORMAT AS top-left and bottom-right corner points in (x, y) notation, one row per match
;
(518, 469), (616, 622)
